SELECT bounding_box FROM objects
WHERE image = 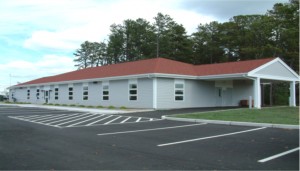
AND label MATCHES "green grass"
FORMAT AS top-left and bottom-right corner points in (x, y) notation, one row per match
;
(47, 103), (53, 105)
(43, 103), (47, 105)
(169, 107), (299, 125)
(120, 106), (128, 109)
(96, 105), (103, 108)
(62, 104), (68, 106)
(70, 104), (76, 106)
(54, 103), (60, 106)
(87, 105), (94, 108)
(78, 105), (85, 107)
(108, 106), (116, 109)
